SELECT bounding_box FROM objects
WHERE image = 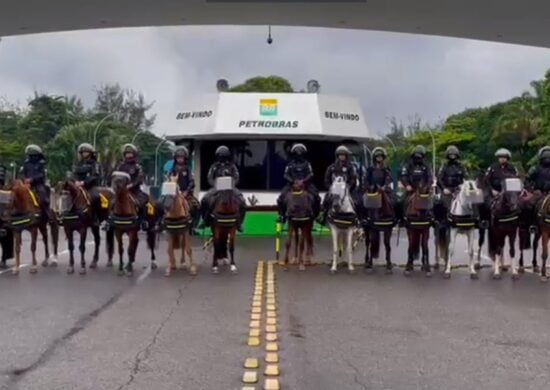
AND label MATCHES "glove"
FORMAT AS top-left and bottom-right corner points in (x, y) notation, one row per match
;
(443, 188), (451, 195)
